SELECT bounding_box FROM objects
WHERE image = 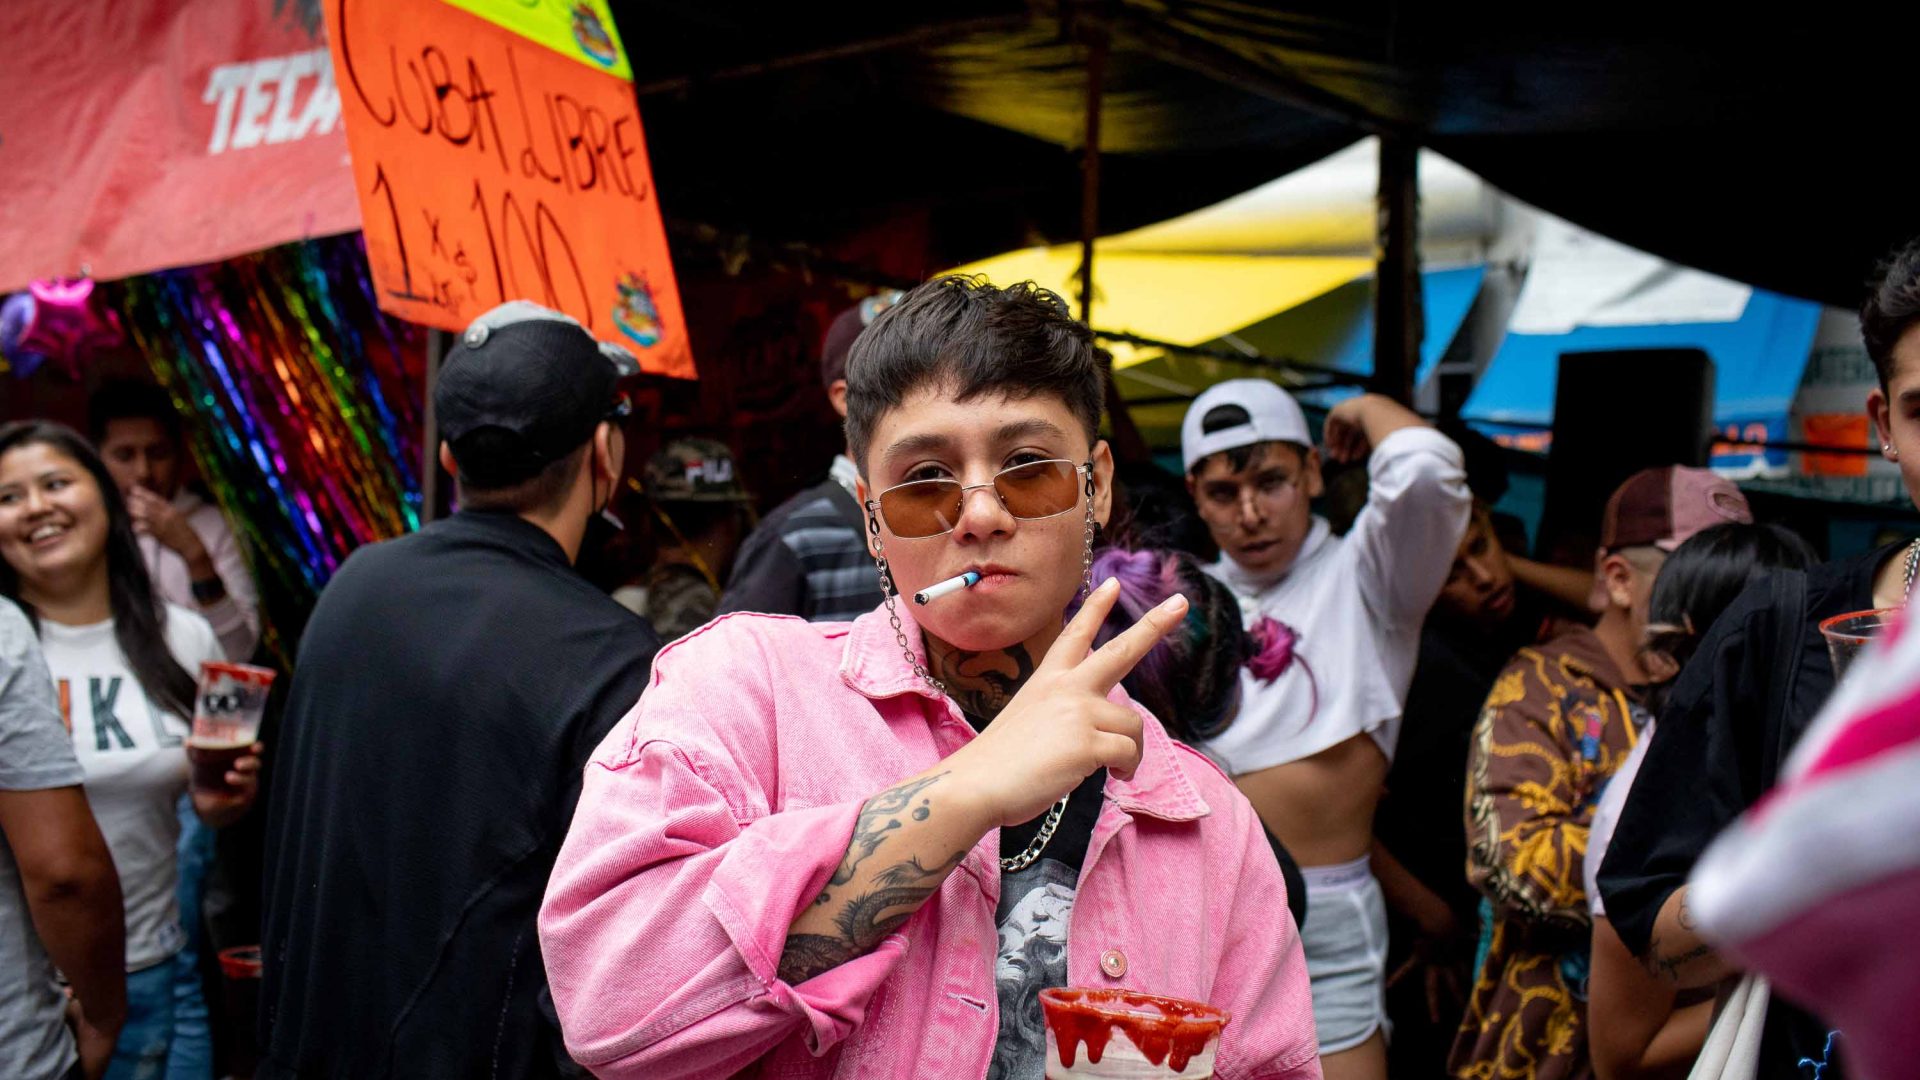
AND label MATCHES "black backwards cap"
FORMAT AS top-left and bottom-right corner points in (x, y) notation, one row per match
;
(435, 301), (639, 486)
